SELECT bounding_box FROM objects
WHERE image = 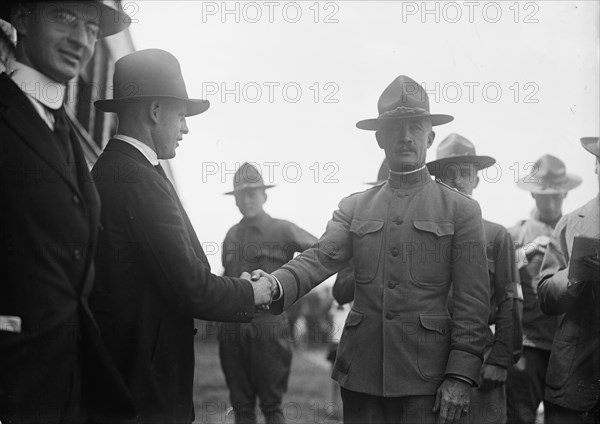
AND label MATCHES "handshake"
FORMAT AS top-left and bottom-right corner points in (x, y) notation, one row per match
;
(240, 270), (281, 307)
